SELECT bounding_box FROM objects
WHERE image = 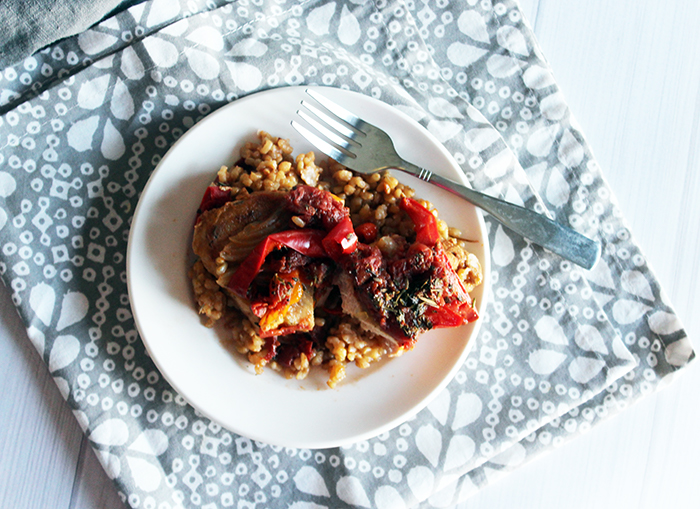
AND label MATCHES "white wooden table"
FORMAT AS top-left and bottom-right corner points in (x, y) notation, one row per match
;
(1, 1), (698, 507)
